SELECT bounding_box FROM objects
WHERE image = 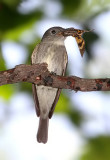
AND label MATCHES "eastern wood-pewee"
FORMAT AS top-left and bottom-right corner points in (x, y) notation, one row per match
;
(31, 27), (82, 143)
